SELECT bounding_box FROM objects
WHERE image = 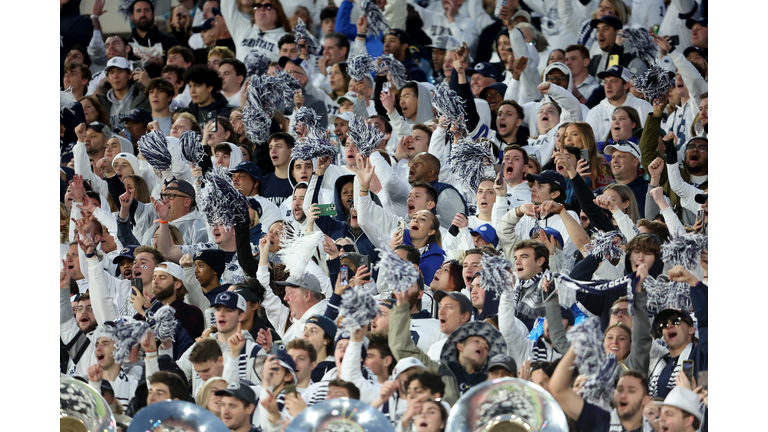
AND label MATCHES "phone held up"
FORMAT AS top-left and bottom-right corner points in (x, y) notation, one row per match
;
(207, 111), (218, 133)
